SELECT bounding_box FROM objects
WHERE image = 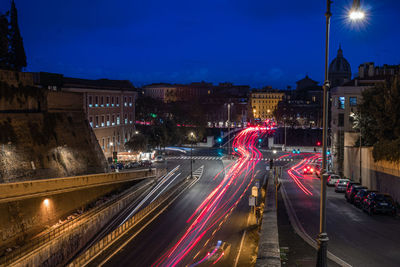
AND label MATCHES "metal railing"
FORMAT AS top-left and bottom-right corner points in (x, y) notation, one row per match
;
(70, 174), (196, 266)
